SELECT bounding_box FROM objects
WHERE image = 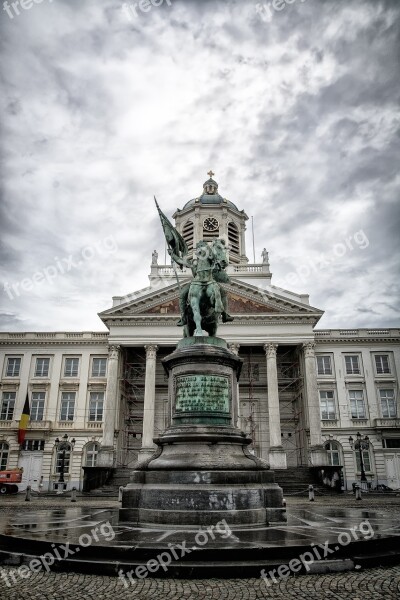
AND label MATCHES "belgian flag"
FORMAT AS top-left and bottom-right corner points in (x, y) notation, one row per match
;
(18, 393), (30, 446)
